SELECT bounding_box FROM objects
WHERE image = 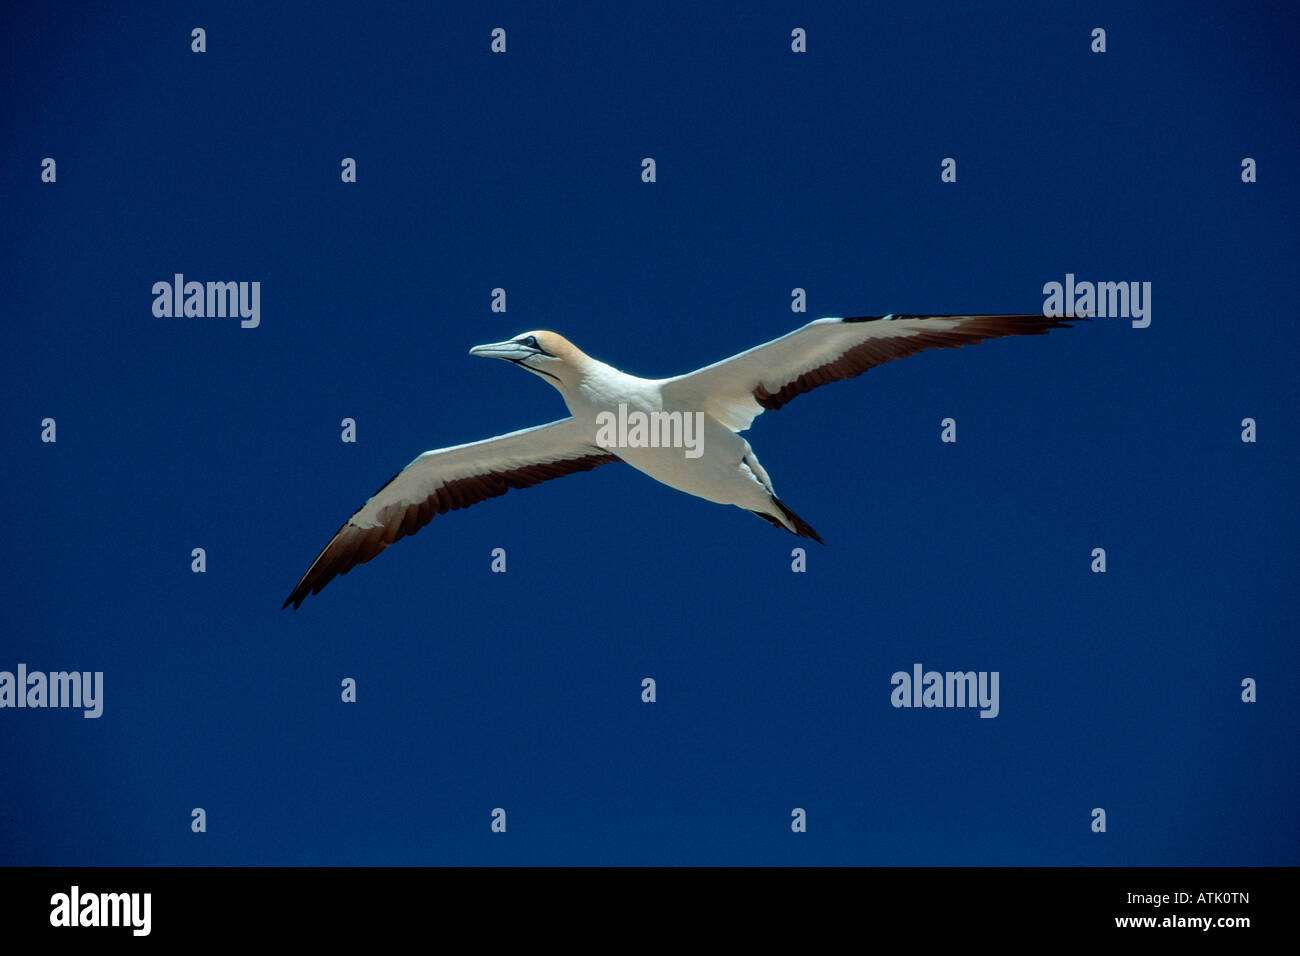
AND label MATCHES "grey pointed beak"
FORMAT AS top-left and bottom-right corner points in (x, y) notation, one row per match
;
(469, 340), (535, 361)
